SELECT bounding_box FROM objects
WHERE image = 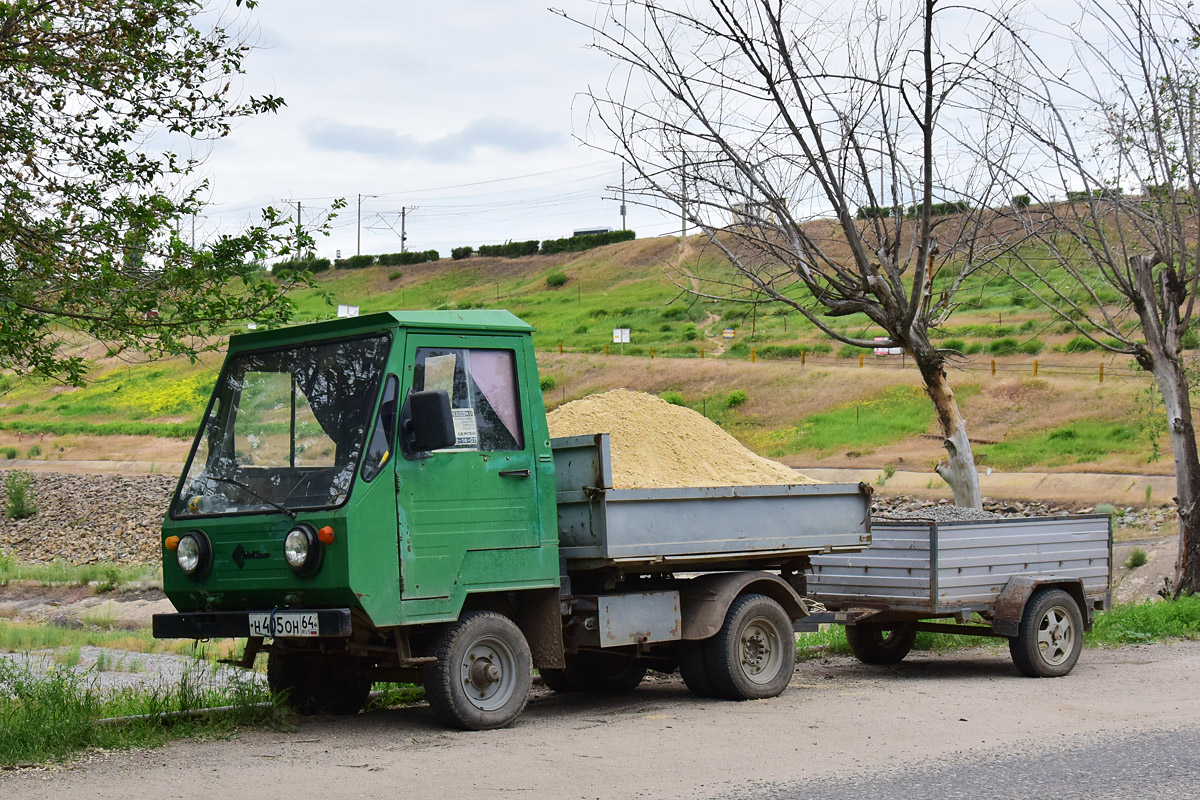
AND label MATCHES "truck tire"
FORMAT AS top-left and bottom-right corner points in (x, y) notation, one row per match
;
(704, 593), (795, 700)
(563, 651), (646, 692)
(844, 621), (918, 665)
(267, 651), (371, 715)
(424, 611), (532, 730)
(537, 668), (575, 693)
(1009, 587), (1083, 678)
(678, 640), (718, 698)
